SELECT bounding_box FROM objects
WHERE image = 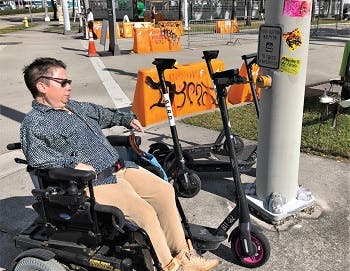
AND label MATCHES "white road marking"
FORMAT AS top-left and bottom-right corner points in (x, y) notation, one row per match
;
(81, 40), (131, 108)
